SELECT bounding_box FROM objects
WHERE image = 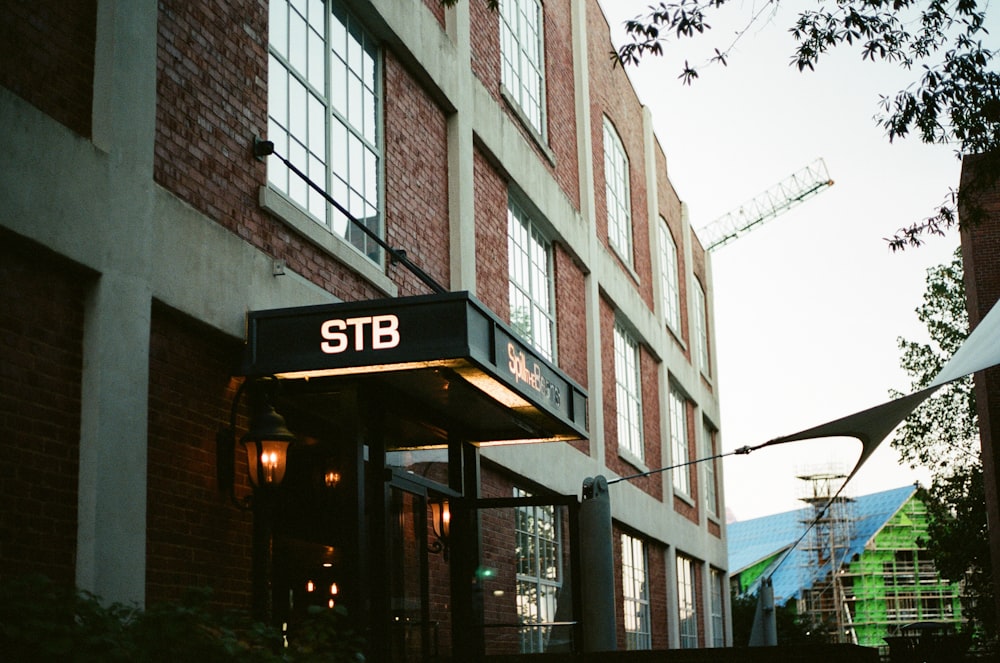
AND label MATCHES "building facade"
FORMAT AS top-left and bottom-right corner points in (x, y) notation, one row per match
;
(0, 0), (727, 658)
(959, 153), (1000, 628)
(729, 485), (965, 650)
